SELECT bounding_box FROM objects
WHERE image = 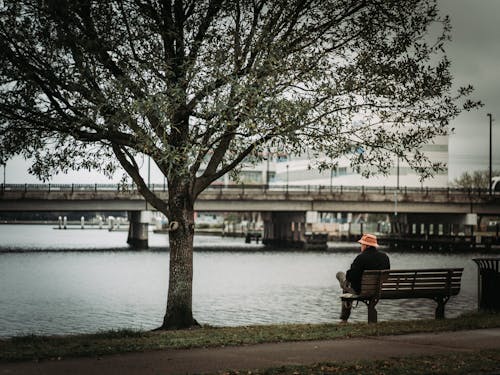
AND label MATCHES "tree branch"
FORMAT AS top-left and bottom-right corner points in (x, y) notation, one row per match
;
(194, 132), (275, 196)
(112, 144), (169, 213)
